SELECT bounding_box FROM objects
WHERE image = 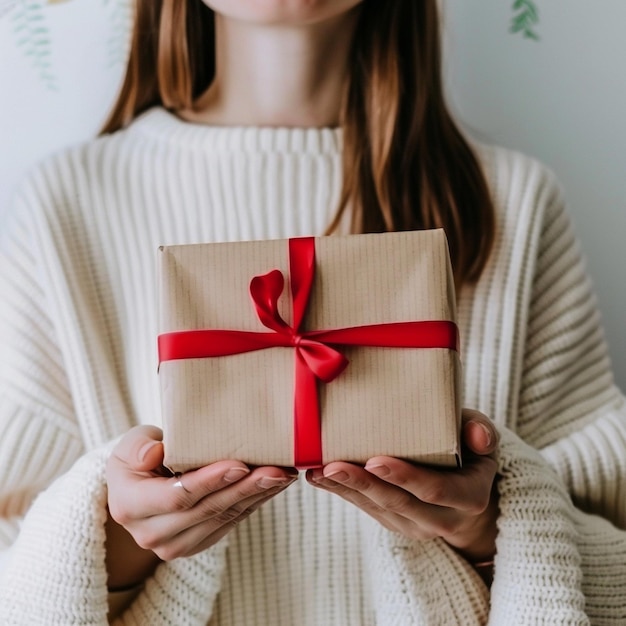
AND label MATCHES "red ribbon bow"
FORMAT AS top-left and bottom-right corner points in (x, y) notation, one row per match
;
(158, 237), (459, 468)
